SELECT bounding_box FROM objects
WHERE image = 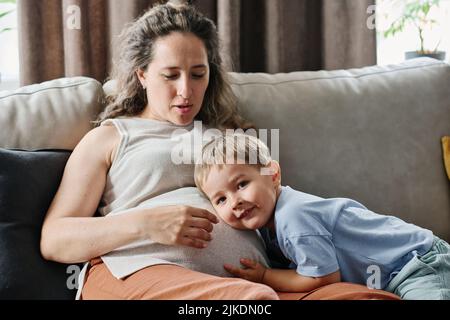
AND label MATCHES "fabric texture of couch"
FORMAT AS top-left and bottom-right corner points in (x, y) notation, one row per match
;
(0, 149), (74, 299)
(0, 58), (449, 299)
